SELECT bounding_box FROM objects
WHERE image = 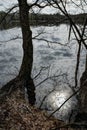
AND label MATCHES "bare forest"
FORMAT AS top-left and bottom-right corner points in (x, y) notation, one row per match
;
(0, 0), (87, 130)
